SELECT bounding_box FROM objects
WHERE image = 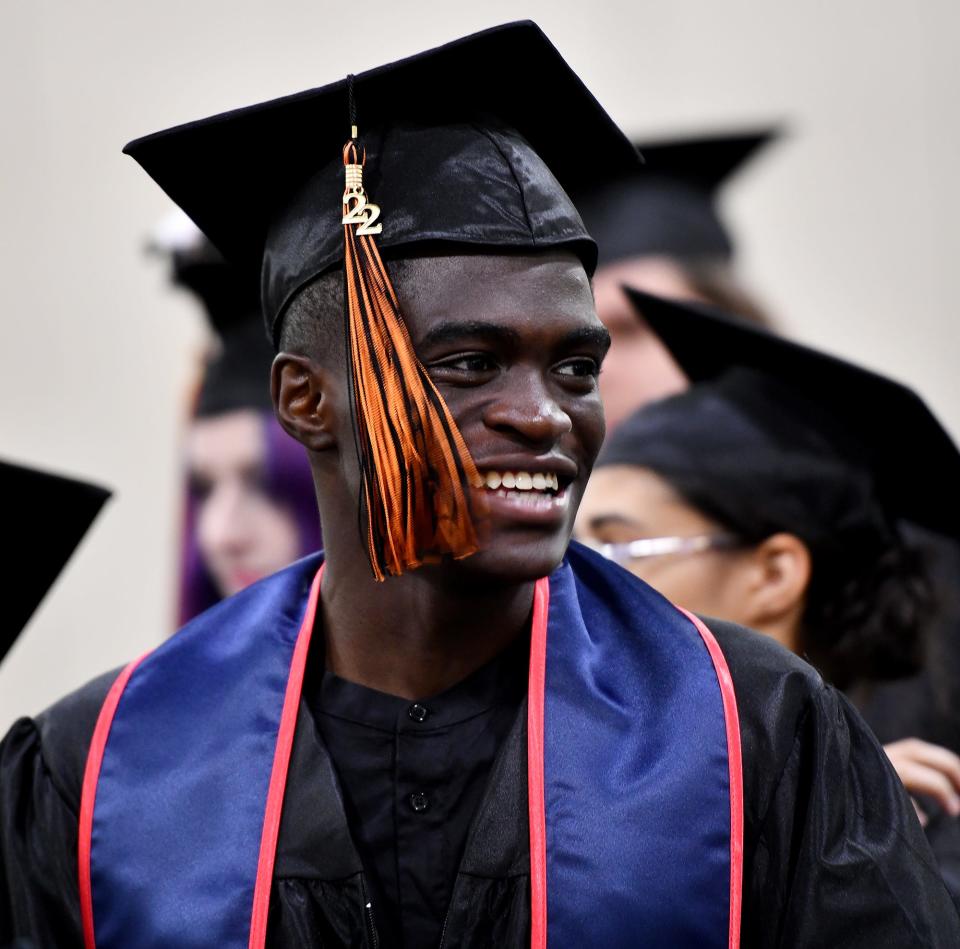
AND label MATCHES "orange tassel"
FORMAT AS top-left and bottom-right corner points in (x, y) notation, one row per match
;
(341, 139), (481, 580)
